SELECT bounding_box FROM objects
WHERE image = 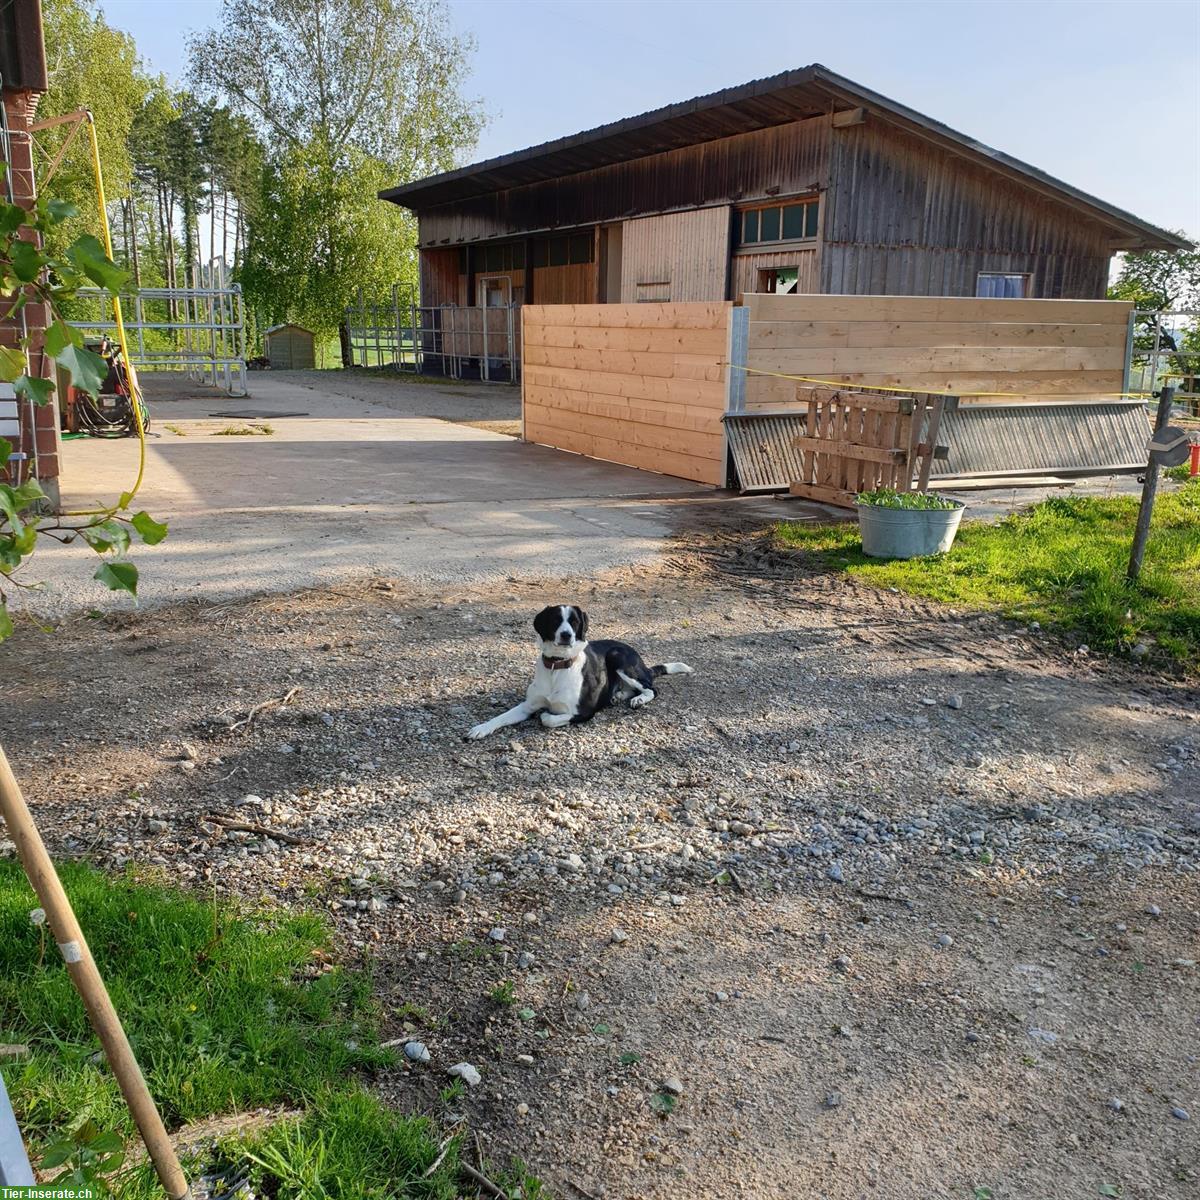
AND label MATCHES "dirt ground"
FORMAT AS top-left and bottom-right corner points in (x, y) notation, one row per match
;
(4, 518), (1197, 1200)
